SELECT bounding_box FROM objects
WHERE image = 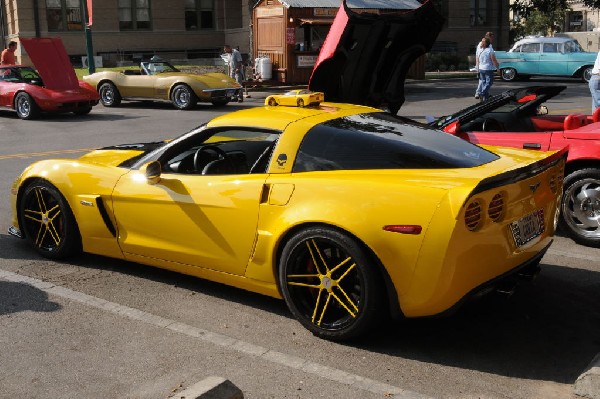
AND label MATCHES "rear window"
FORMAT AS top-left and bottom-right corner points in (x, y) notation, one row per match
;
(293, 113), (499, 172)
